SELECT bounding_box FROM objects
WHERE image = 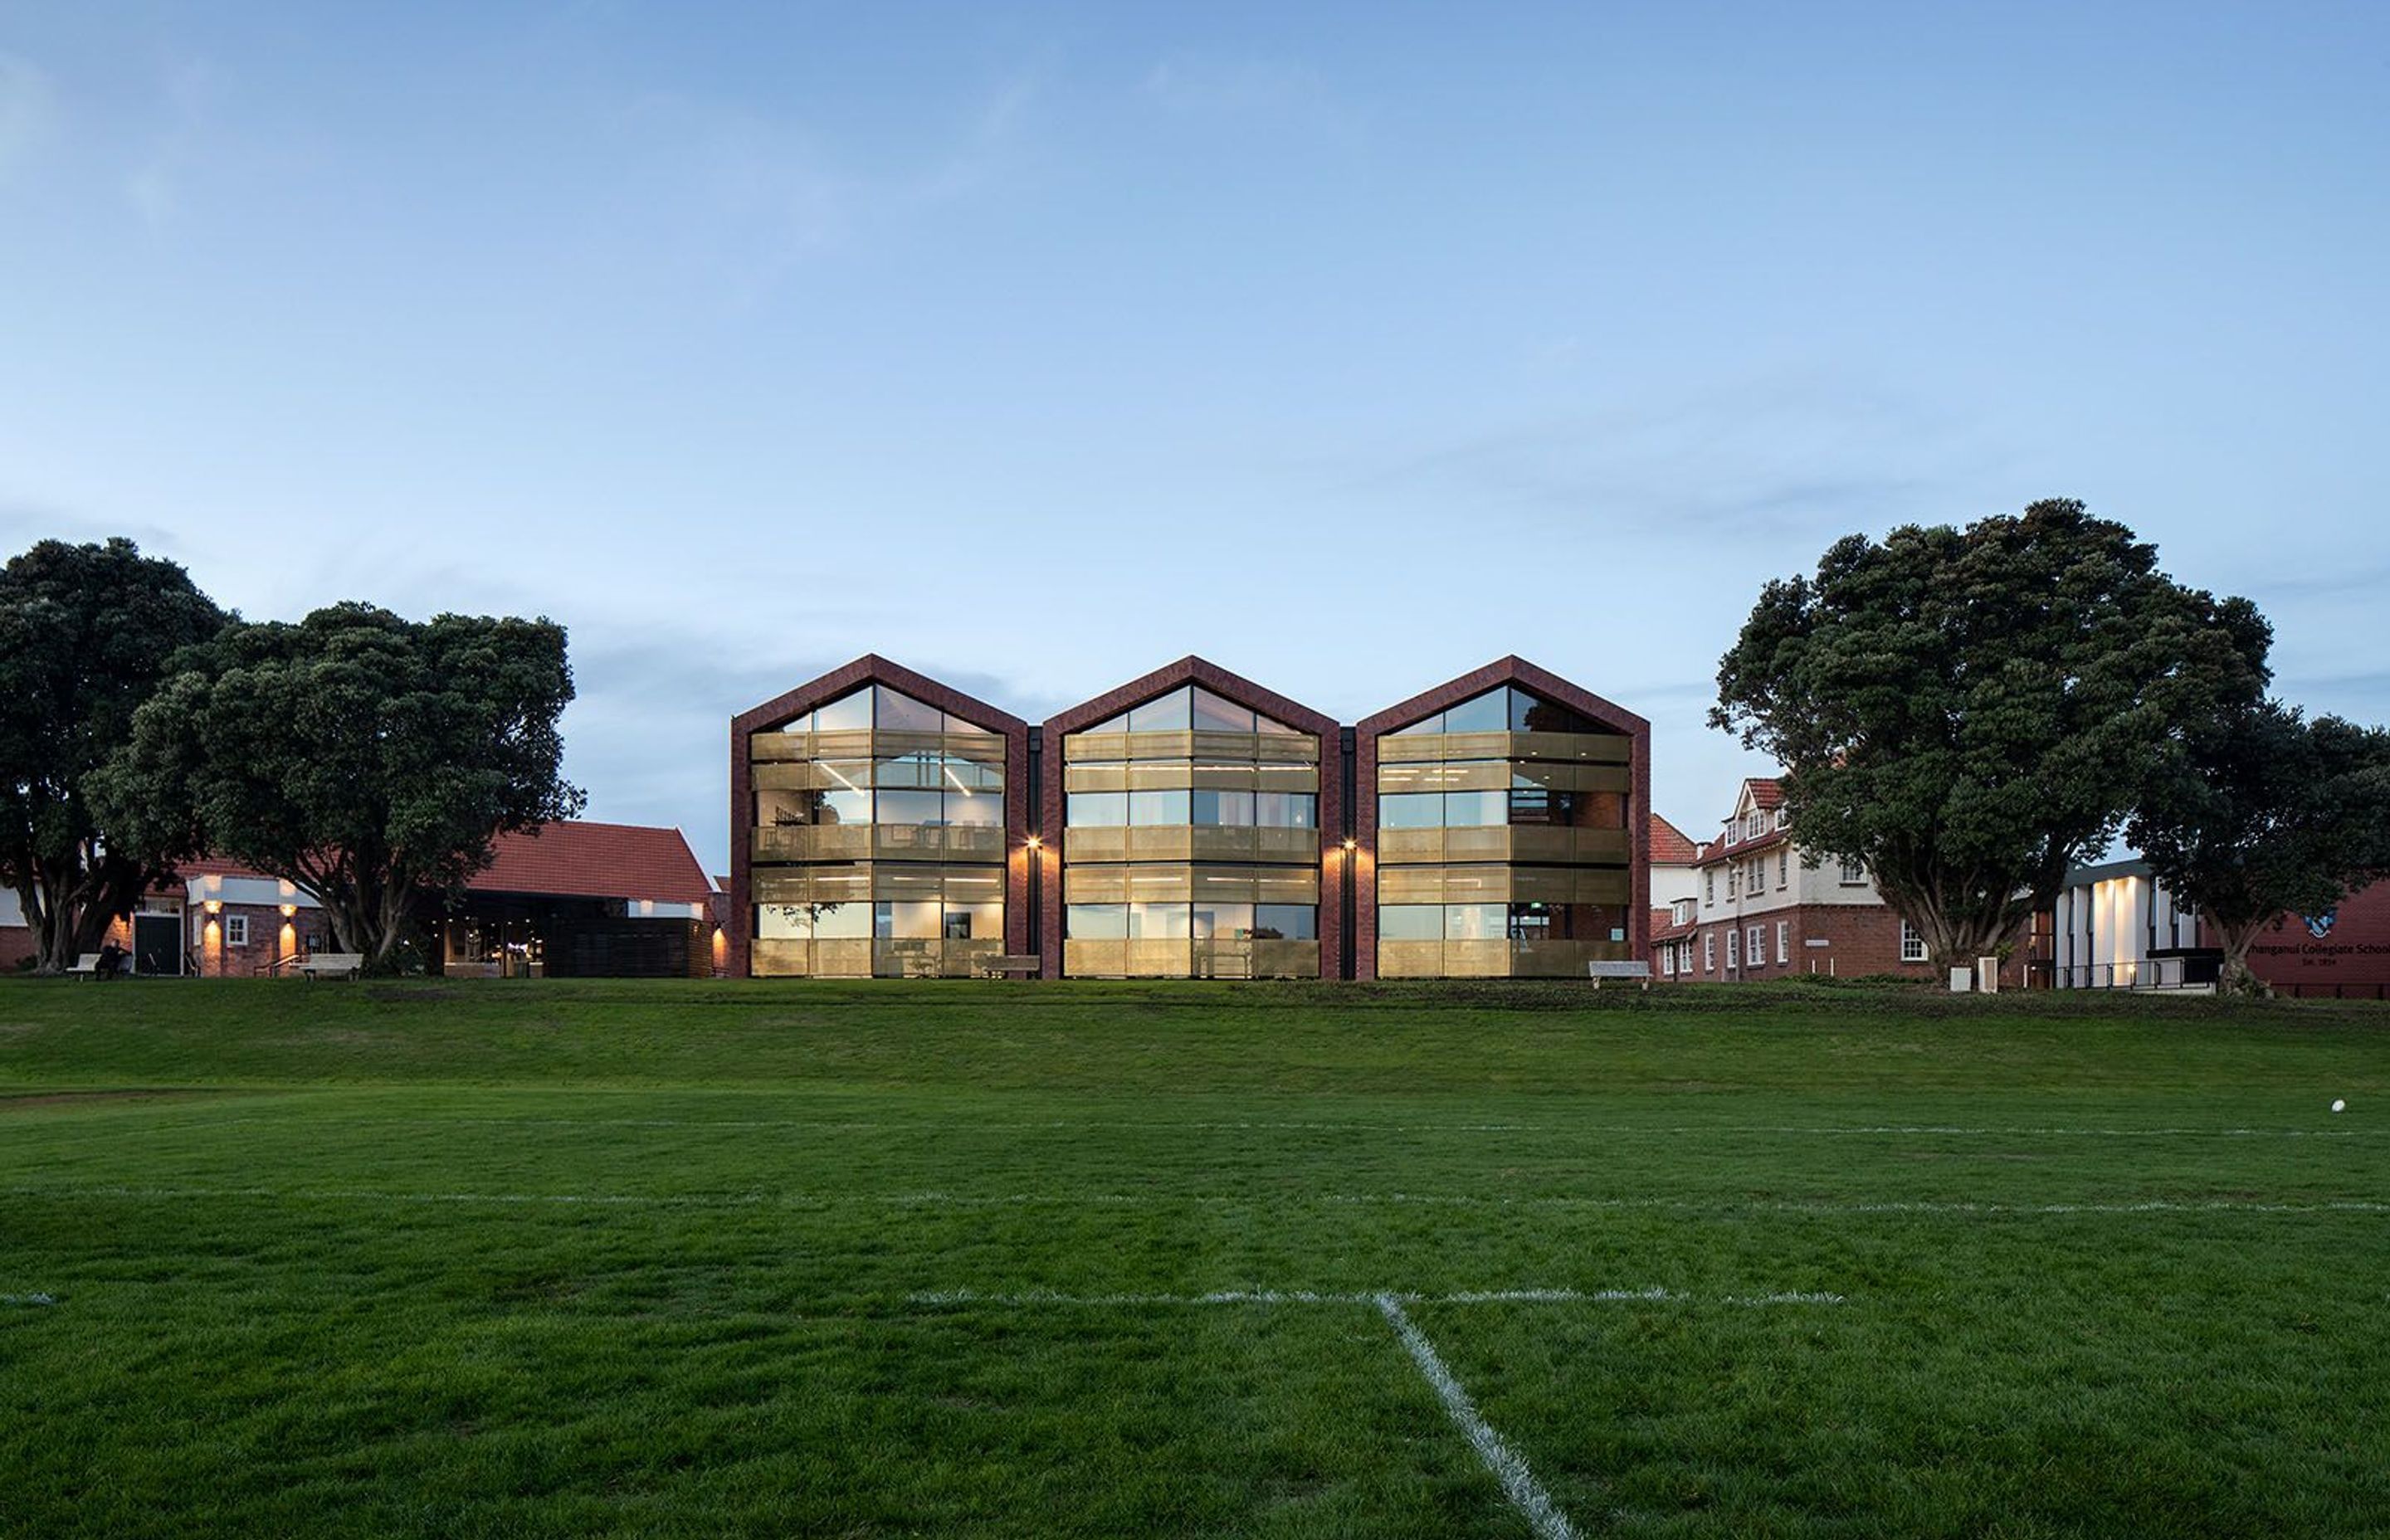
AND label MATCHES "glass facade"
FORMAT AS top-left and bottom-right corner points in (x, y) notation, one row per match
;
(1375, 685), (1632, 978)
(748, 683), (1007, 977)
(1061, 685), (1320, 978)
